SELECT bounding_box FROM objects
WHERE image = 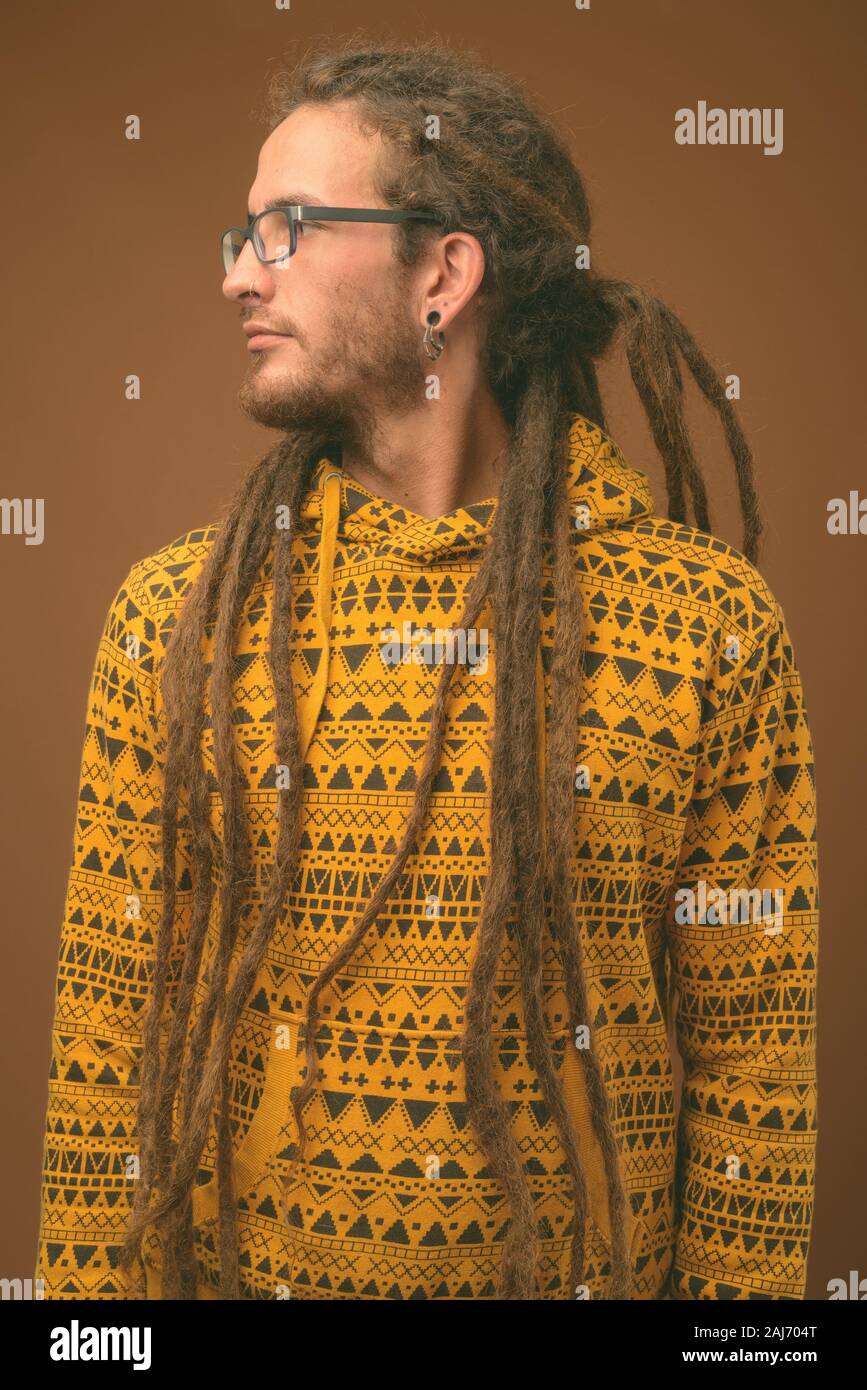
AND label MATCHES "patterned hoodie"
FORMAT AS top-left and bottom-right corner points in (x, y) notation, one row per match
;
(35, 414), (818, 1300)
